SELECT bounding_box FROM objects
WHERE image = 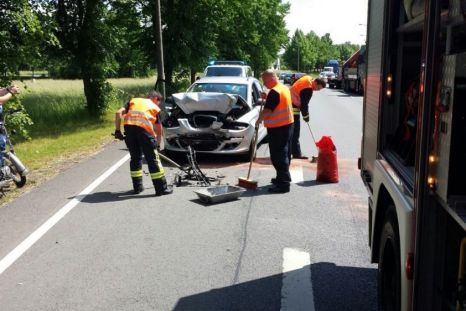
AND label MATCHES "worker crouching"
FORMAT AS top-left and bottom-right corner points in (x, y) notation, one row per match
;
(115, 90), (173, 196)
(289, 76), (326, 159)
